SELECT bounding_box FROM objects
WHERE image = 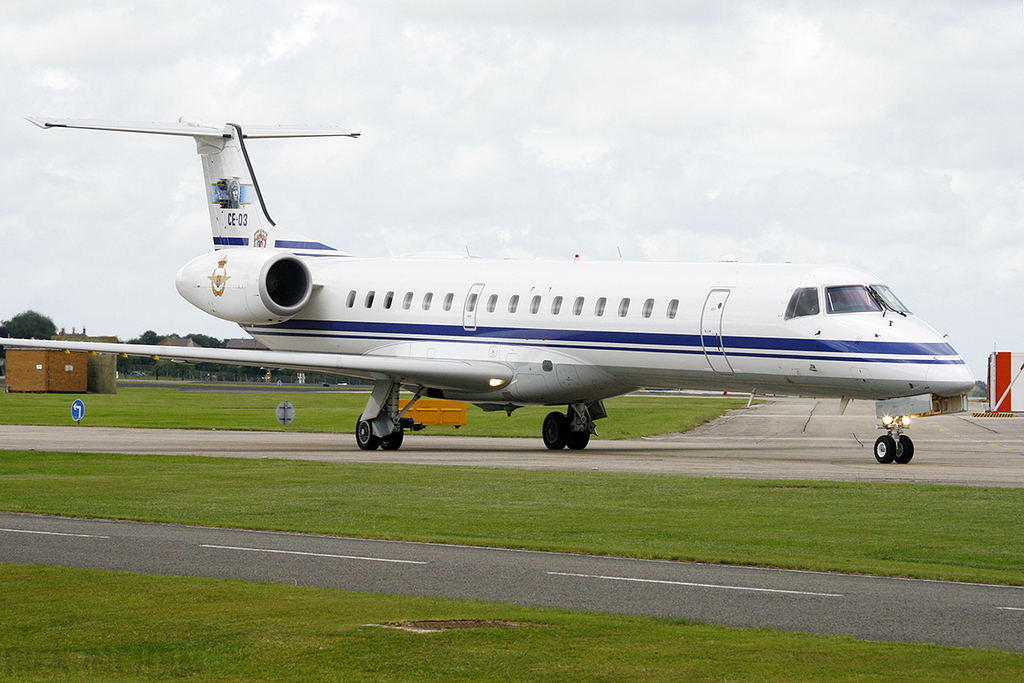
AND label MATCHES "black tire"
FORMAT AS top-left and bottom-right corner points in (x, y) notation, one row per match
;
(566, 429), (591, 450)
(874, 435), (896, 464)
(893, 436), (914, 464)
(542, 411), (570, 450)
(381, 428), (405, 451)
(355, 419), (380, 451)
